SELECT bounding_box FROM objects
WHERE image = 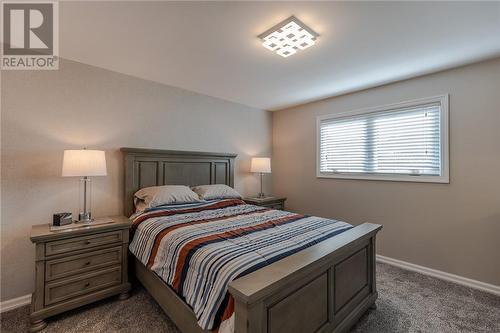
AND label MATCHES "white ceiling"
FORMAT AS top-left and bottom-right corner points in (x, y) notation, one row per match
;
(60, 1), (500, 110)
